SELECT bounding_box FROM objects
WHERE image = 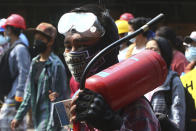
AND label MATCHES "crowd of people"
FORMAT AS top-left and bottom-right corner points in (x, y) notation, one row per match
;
(0, 3), (196, 131)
